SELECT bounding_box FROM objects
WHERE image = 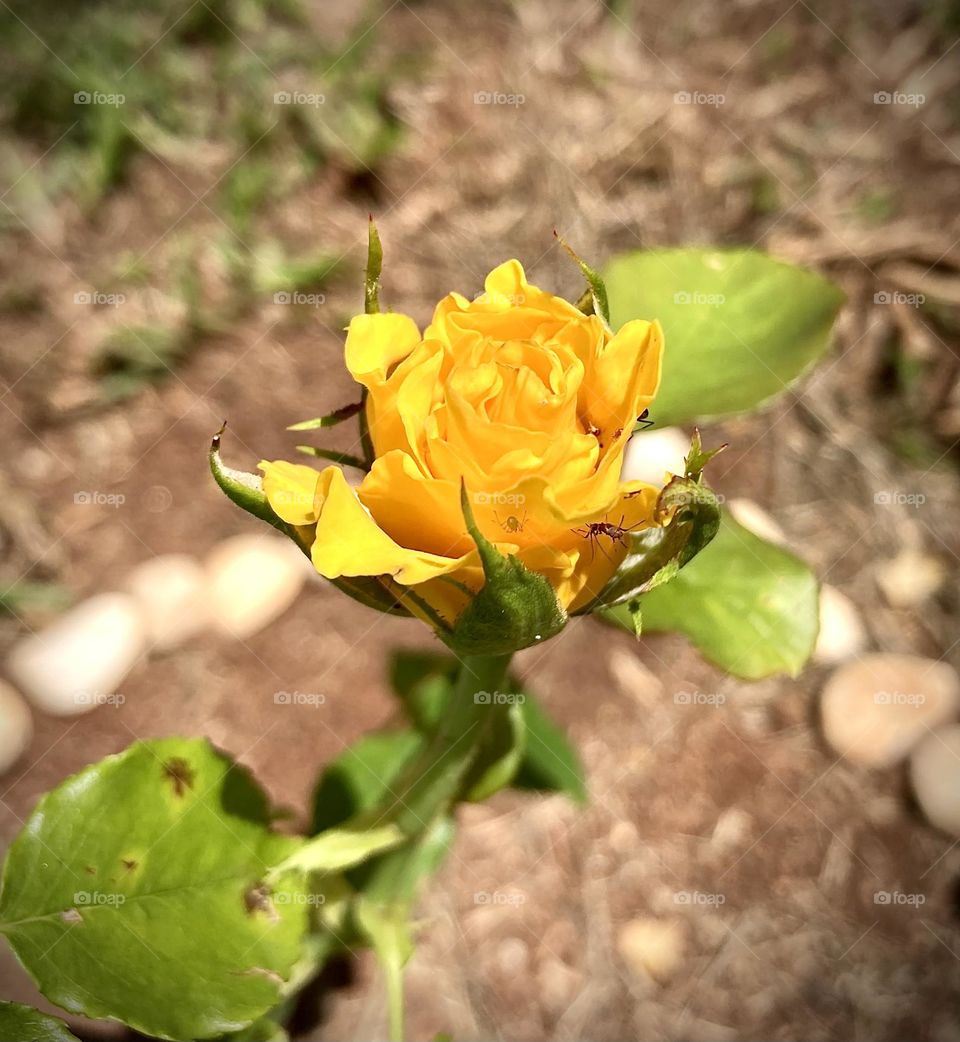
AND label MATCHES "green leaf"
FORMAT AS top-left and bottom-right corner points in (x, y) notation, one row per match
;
(603, 248), (844, 426)
(267, 825), (406, 881)
(606, 515), (819, 679)
(387, 651), (457, 733)
(0, 1002), (79, 1042)
(0, 739), (310, 1041)
(512, 696), (587, 803)
(462, 700), (526, 802)
(449, 484), (566, 656)
(311, 729), (426, 835)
